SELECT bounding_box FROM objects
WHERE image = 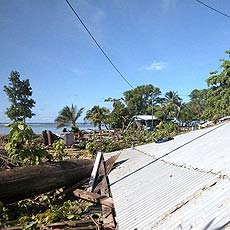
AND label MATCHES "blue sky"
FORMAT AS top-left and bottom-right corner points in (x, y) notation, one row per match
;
(0, 0), (229, 123)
